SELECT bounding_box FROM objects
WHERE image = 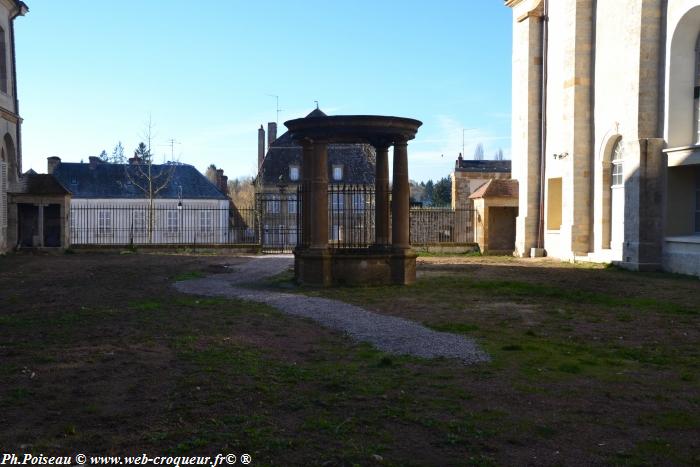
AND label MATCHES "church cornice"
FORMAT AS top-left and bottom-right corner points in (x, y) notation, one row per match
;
(506, 0), (544, 22)
(0, 106), (22, 124)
